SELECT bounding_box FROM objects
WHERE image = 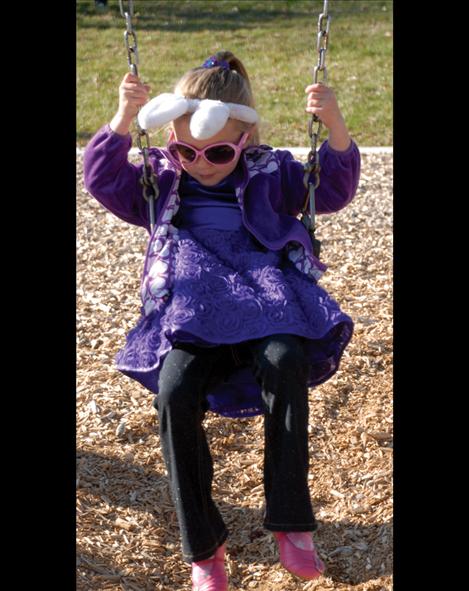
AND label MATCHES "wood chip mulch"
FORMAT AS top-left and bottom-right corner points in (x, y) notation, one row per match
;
(77, 150), (392, 591)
